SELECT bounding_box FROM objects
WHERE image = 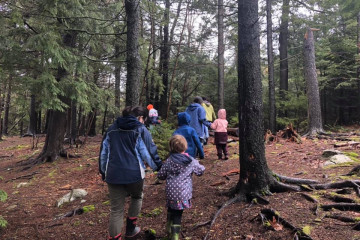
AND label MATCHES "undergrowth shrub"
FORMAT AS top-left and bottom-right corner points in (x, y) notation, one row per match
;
(0, 189), (8, 229)
(149, 121), (175, 161)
